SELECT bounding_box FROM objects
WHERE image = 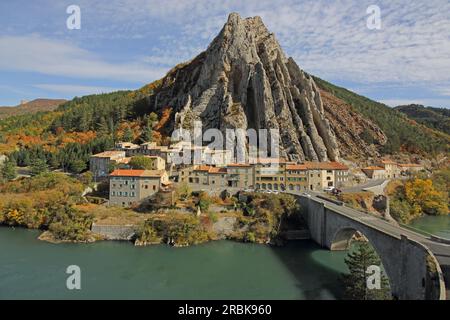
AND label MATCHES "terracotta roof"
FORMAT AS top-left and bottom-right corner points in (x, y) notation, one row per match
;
(398, 163), (423, 168)
(362, 166), (385, 171)
(286, 164), (308, 170)
(194, 165), (213, 172)
(91, 151), (125, 158)
(110, 169), (165, 177)
(208, 167), (227, 174)
(304, 162), (349, 170)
